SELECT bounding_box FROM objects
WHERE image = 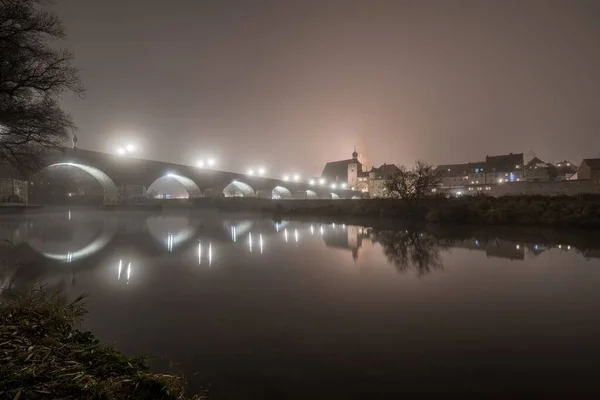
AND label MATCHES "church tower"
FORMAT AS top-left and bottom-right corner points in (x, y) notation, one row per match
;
(347, 146), (359, 187)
